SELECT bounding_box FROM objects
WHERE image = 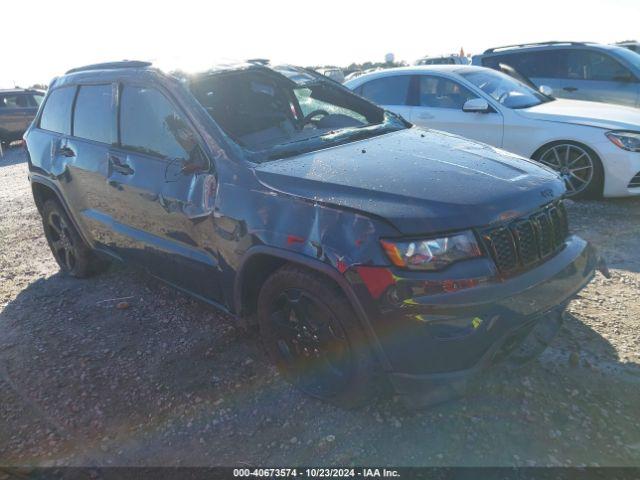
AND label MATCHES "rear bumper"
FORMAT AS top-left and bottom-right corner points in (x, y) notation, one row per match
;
(348, 235), (598, 405)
